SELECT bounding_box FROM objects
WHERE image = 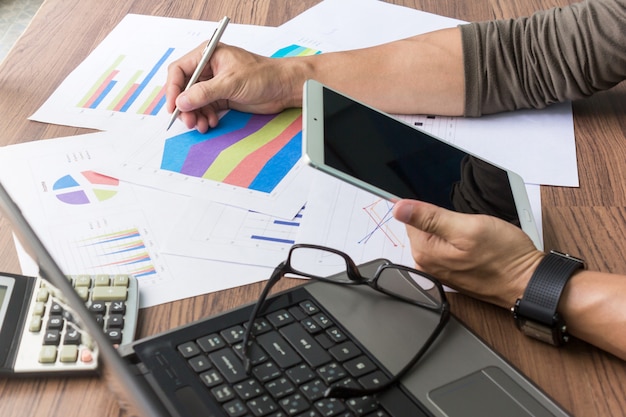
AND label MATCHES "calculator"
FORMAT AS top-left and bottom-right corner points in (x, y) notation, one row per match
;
(0, 271), (139, 376)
